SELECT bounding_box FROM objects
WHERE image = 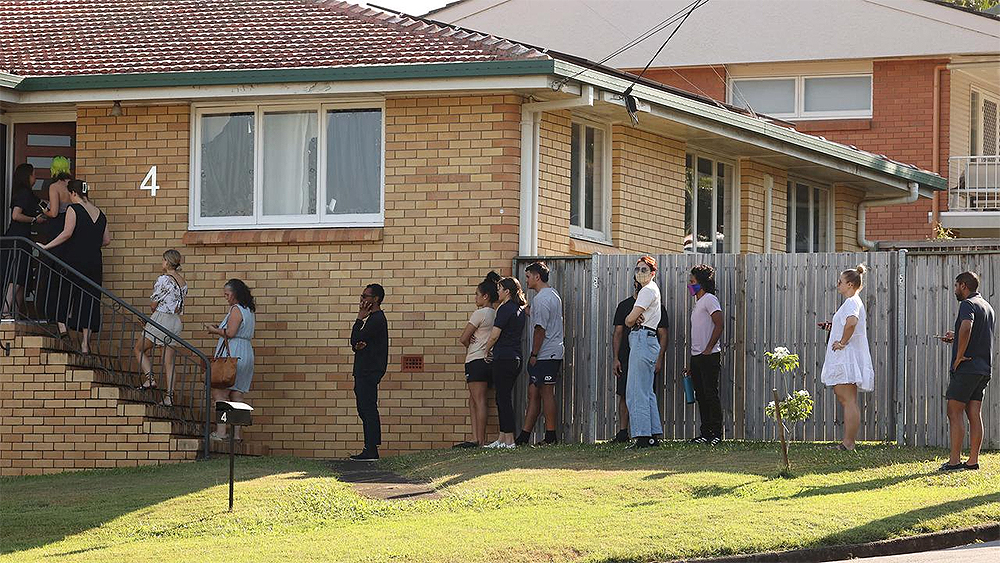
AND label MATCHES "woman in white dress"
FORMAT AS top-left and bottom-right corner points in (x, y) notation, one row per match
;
(819, 264), (875, 451)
